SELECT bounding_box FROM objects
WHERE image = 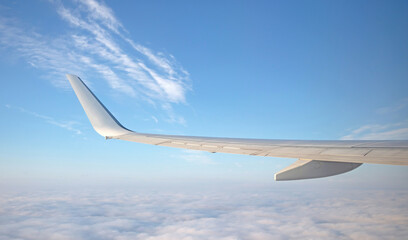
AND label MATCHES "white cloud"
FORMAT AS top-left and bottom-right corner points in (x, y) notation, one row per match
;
(342, 98), (408, 140)
(341, 122), (408, 140)
(179, 150), (216, 165)
(54, 0), (190, 104)
(376, 98), (408, 115)
(151, 116), (159, 123)
(6, 105), (82, 135)
(0, 17), (85, 88)
(0, 0), (190, 122)
(0, 188), (407, 240)
(78, 0), (123, 33)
